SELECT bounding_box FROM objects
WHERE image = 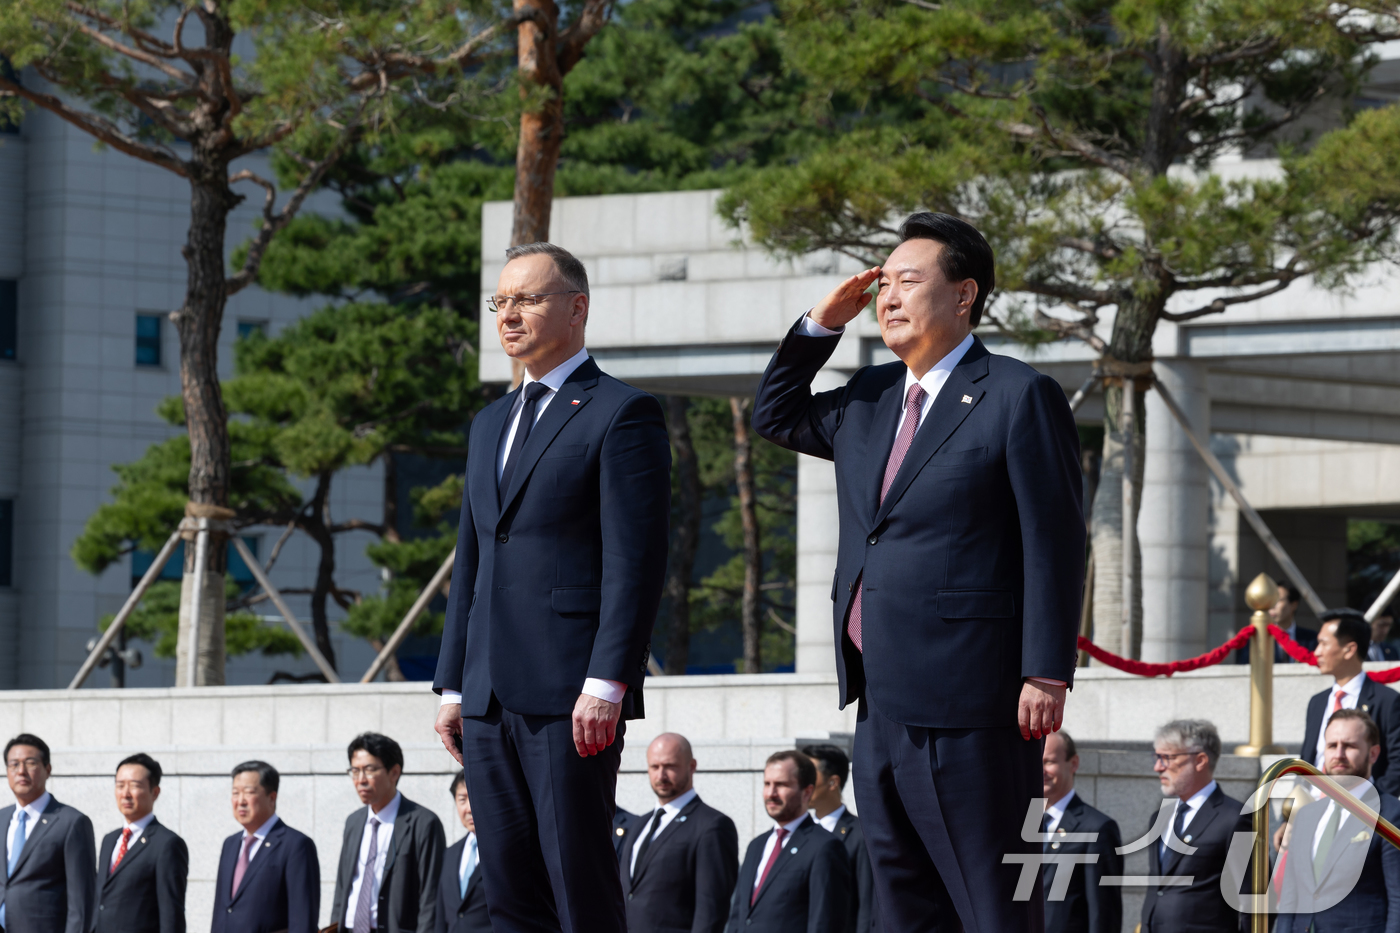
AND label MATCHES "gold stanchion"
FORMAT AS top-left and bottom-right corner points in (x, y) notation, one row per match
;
(1236, 572), (1285, 756)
